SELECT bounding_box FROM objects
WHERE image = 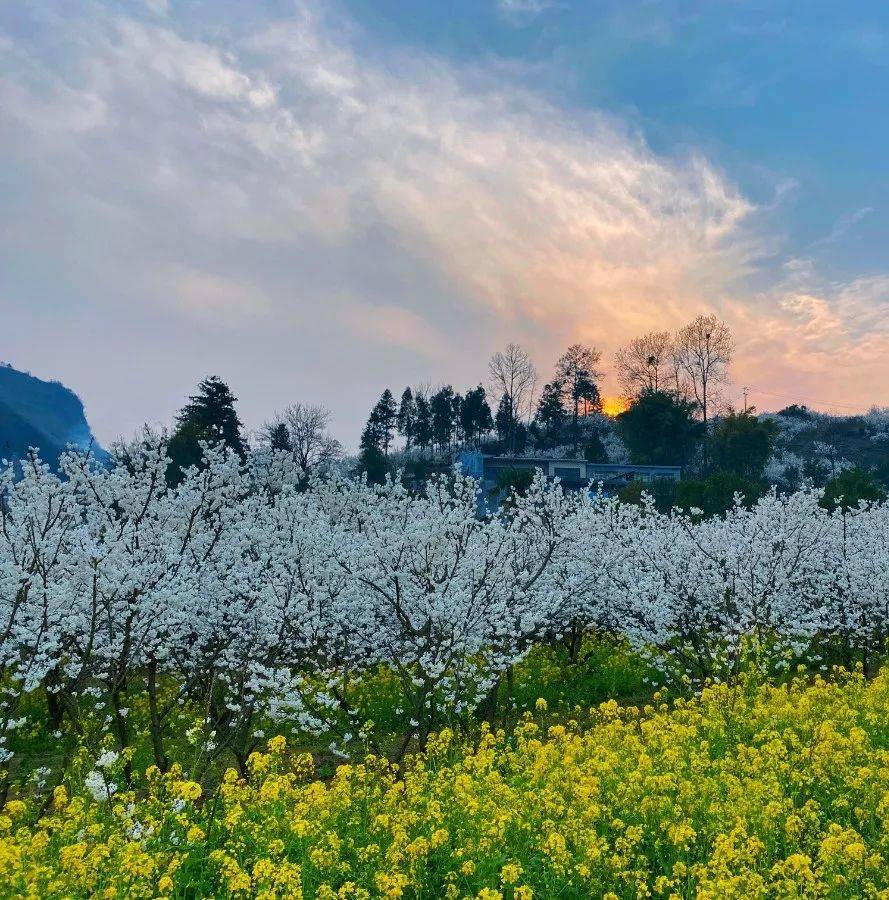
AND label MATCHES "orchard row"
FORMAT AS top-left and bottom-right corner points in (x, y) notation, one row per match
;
(1, 443), (887, 778)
